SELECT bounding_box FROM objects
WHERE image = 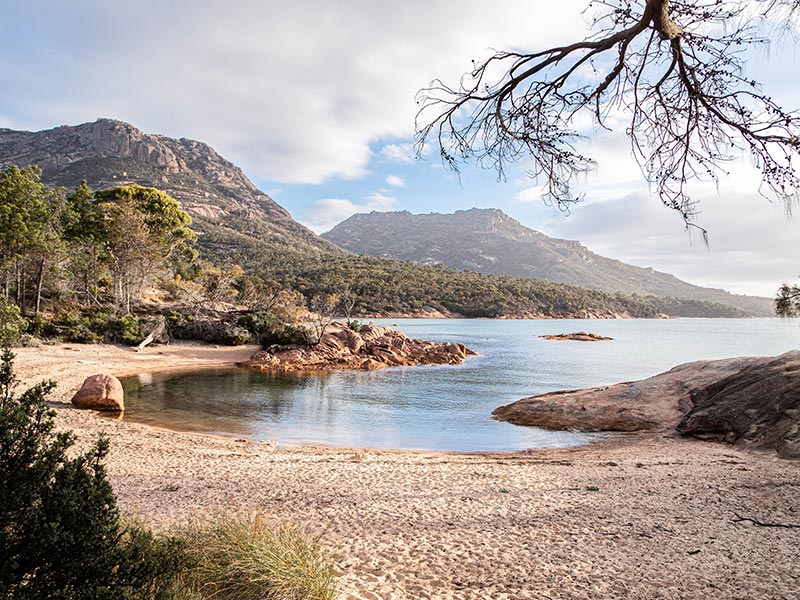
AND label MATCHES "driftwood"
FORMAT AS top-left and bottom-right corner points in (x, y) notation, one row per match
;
(136, 317), (167, 352)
